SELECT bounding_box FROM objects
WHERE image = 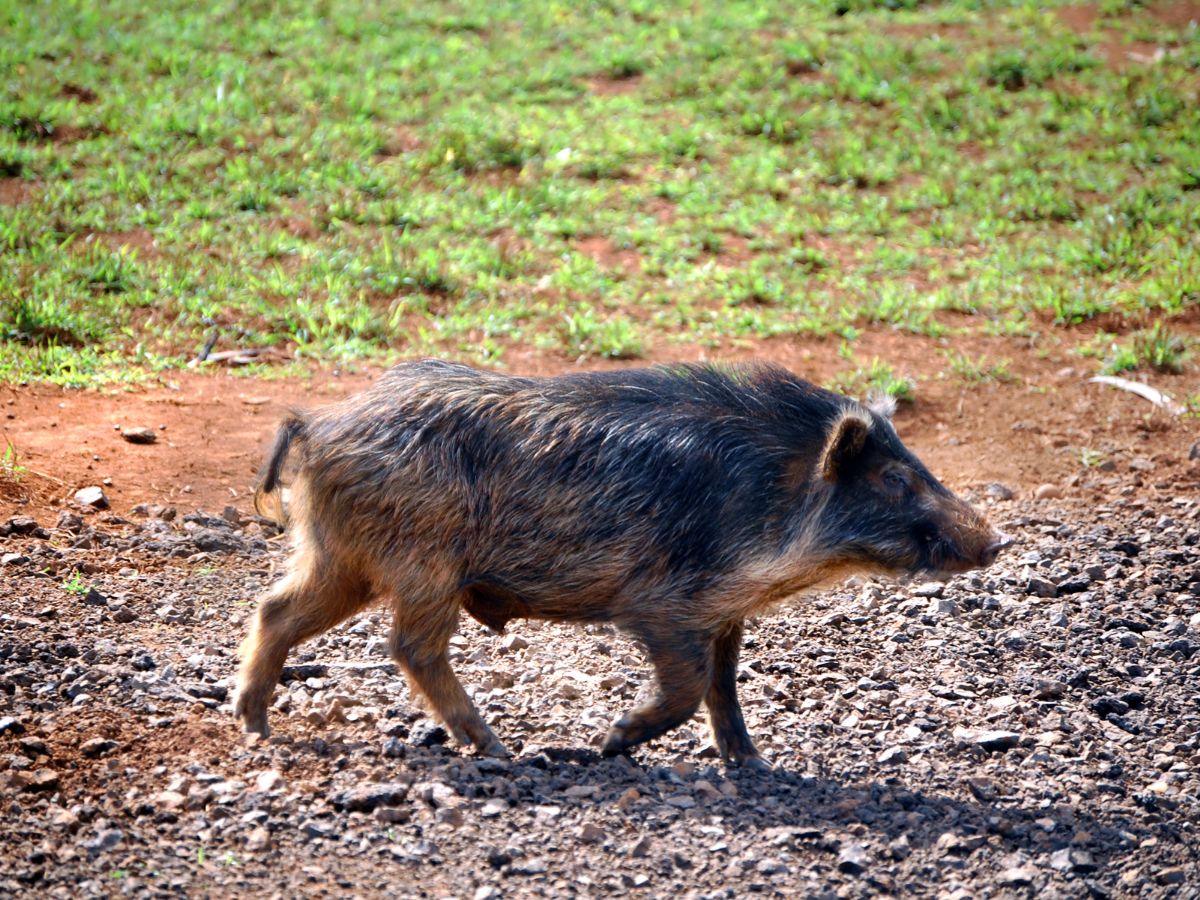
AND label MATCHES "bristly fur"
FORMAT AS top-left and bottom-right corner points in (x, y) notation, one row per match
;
(235, 359), (1002, 763)
(865, 390), (898, 419)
